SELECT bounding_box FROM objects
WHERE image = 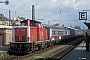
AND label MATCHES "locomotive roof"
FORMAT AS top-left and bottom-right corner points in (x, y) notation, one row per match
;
(45, 25), (81, 30)
(21, 19), (41, 23)
(42, 24), (81, 30)
(45, 26), (69, 29)
(30, 20), (41, 23)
